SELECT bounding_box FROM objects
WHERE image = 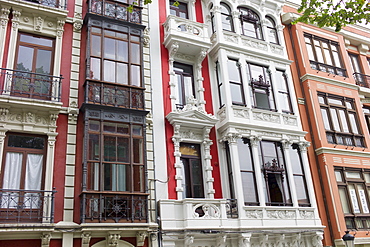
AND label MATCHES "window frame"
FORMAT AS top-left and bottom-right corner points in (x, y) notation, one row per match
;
(266, 16), (279, 45)
(227, 59), (246, 106)
(220, 2), (234, 32)
(238, 7), (263, 40)
(169, 0), (188, 19)
(173, 62), (195, 108)
(304, 33), (346, 76)
(318, 92), (364, 147)
(276, 70), (293, 114)
(335, 167), (370, 230)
